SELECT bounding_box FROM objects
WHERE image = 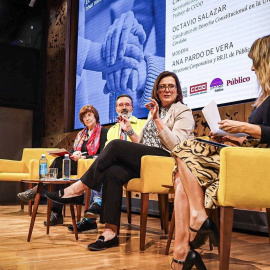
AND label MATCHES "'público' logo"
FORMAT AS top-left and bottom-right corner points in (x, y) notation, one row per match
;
(190, 82), (207, 96)
(227, 76), (250, 86)
(210, 78), (224, 92)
